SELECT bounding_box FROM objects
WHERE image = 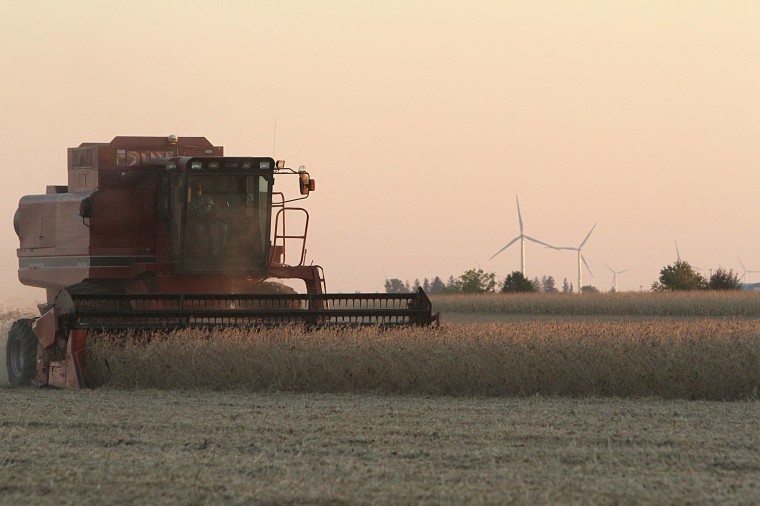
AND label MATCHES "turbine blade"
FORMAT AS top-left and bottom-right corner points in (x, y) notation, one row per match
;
(674, 240), (681, 261)
(582, 254), (593, 277)
(489, 236), (520, 260)
(738, 257), (747, 271)
(578, 222), (597, 248)
(618, 269), (633, 274)
(604, 262), (614, 274)
(515, 195), (524, 234)
(524, 235), (561, 250)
